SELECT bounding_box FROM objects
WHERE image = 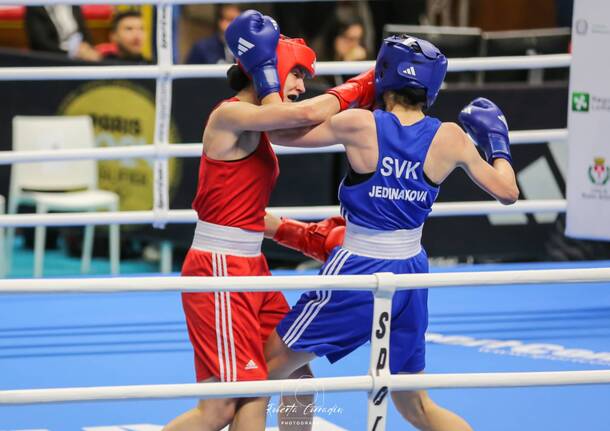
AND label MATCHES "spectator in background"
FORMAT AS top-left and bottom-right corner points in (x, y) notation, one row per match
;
(330, 16), (367, 62)
(318, 16), (368, 86)
(25, 6), (101, 61)
(97, 10), (148, 63)
(185, 3), (240, 64)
